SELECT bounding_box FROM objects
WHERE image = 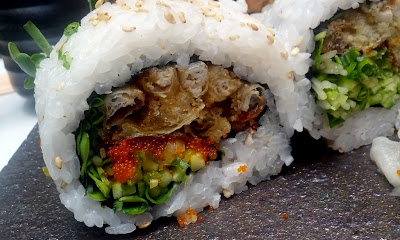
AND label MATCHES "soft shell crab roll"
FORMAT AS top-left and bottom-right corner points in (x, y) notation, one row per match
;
(34, 0), (292, 234)
(256, 0), (400, 151)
